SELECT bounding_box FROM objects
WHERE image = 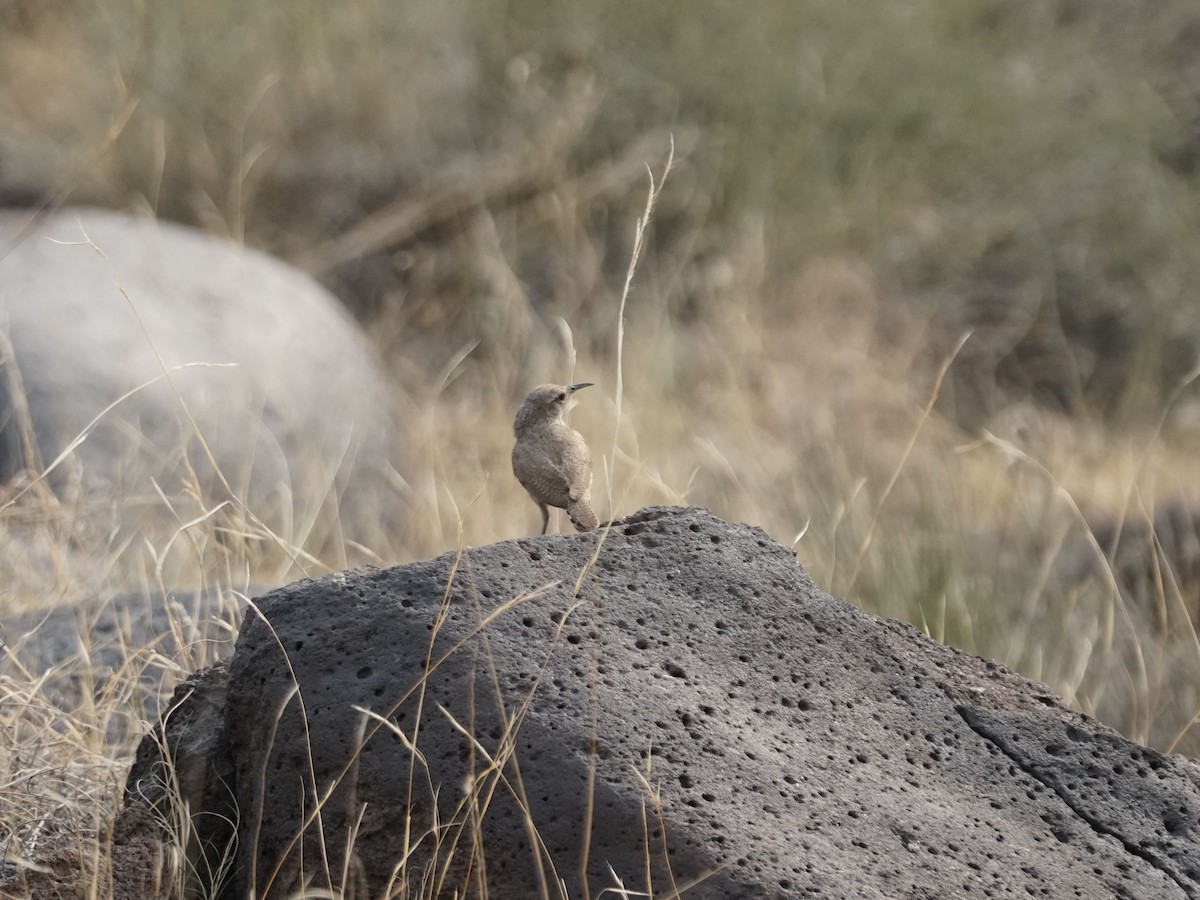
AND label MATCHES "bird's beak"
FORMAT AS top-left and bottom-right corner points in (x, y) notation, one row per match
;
(567, 382), (594, 393)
